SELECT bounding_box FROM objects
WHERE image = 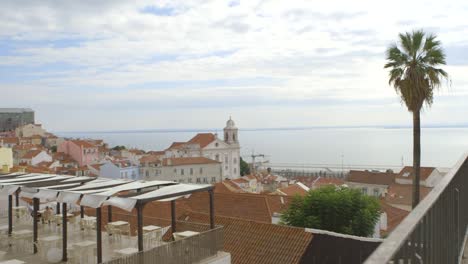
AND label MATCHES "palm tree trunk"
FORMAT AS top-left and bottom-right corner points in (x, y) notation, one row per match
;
(412, 110), (421, 208)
